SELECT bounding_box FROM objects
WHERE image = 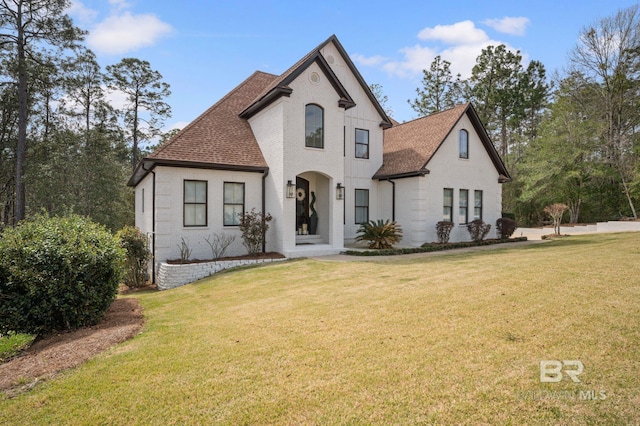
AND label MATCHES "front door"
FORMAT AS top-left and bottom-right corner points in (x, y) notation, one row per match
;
(296, 177), (309, 232)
